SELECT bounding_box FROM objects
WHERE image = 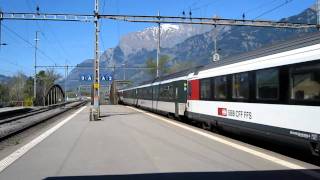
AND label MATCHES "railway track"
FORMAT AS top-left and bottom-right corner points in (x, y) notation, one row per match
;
(0, 101), (87, 140)
(0, 101), (78, 125)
